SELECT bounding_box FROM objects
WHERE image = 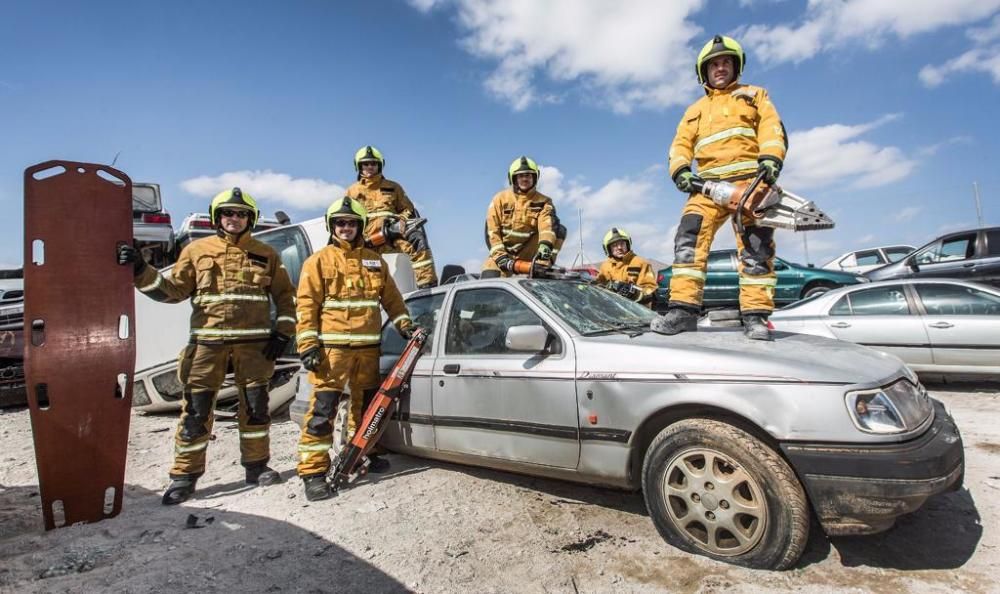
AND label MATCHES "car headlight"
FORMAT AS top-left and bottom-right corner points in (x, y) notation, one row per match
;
(845, 379), (933, 434)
